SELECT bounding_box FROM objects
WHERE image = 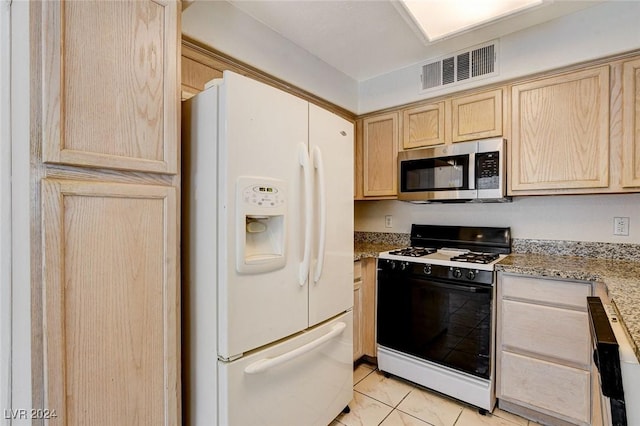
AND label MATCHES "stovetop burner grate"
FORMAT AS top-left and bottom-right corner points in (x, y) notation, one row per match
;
(449, 252), (500, 264)
(388, 247), (436, 257)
